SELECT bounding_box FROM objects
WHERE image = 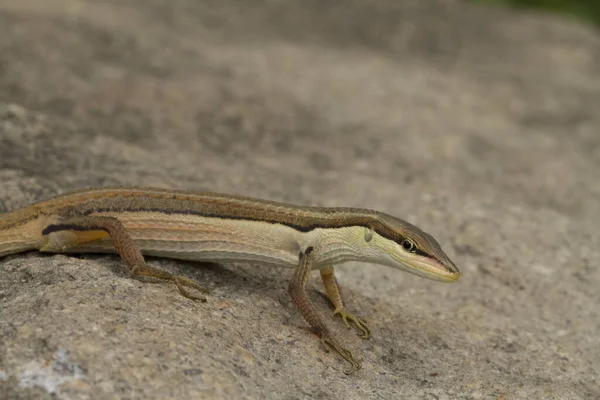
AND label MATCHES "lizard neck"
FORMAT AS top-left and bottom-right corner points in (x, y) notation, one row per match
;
(308, 226), (374, 267)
